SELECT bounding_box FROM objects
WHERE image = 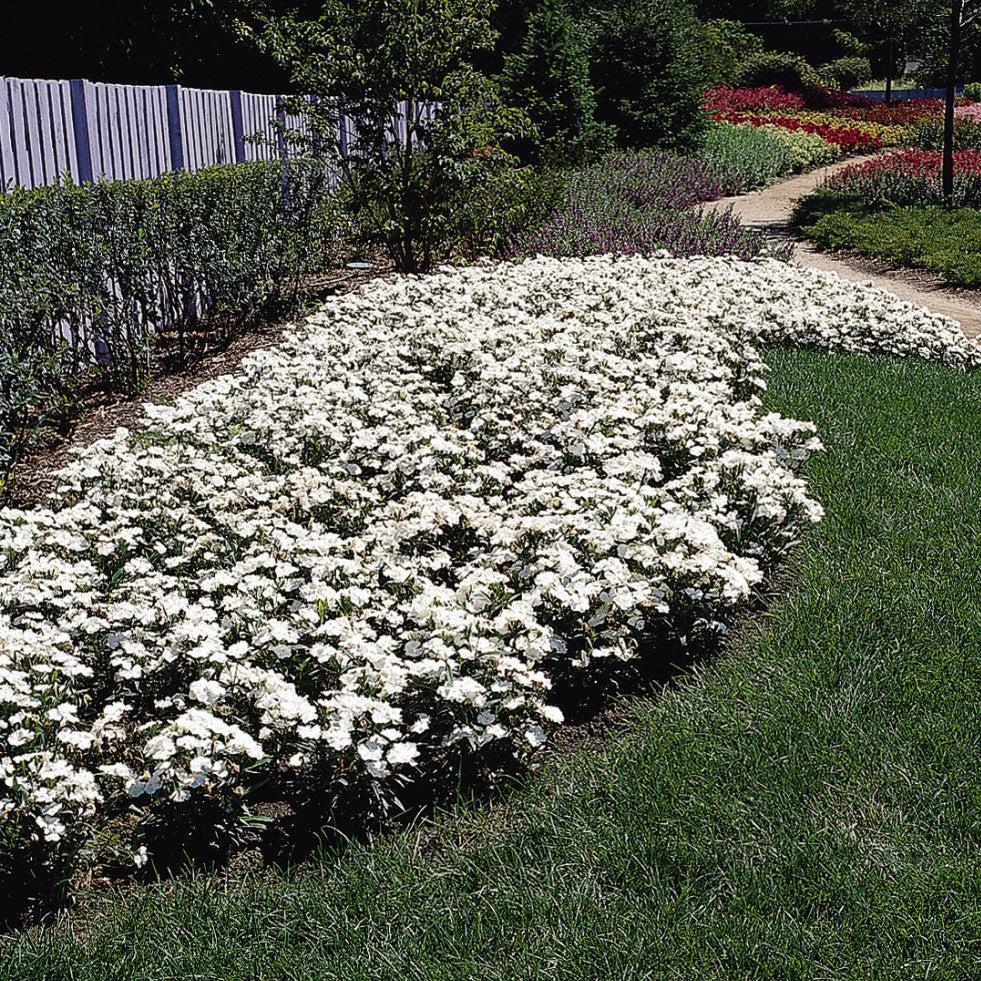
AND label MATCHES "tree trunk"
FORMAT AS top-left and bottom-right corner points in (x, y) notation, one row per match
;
(942, 0), (964, 204)
(885, 39), (893, 105)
